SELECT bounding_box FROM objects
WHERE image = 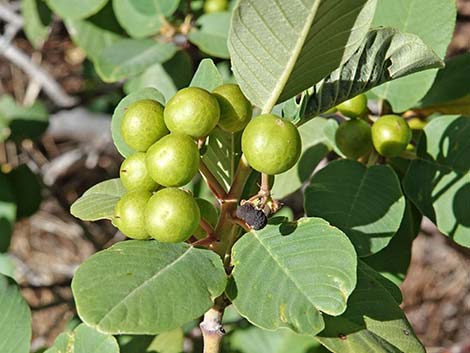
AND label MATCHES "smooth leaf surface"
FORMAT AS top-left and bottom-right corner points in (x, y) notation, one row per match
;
(6, 164), (42, 219)
(70, 179), (125, 221)
(317, 262), (425, 353)
(22, 0), (52, 49)
(189, 12), (230, 59)
(0, 254), (15, 279)
(303, 28), (444, 119)
(46, 0), (109, 20)
(111, 87), (166, 157)
(72, 241), (227, 334)
(0, 172), (16, 252)
(371, 0), (456, 112)
(113, 0), (163, 38)
(403, 115), (470, 246)
(305, 160), (406, 257)
(45, 324), (119, 353)
(229, 0), (376, 111)
(229, 217), (357, 335)
(0, 274), (32, 353)
(189, 59), (223, 91)
(95, 39), (177, 82)
(147, 328), (184, 353)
